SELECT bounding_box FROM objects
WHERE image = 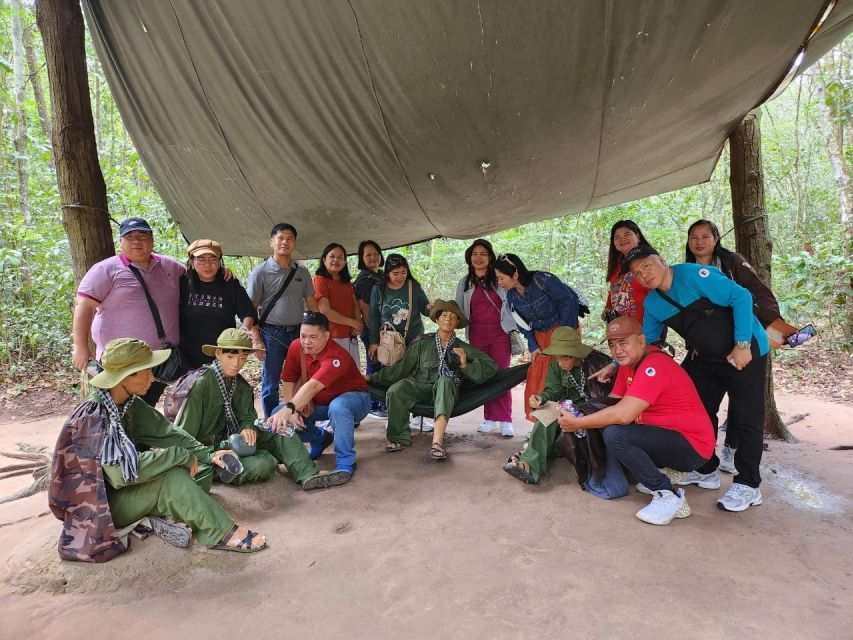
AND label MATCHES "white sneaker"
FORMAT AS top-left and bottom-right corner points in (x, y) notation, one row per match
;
(500, 422), (515, 438)
(717, 483), (763, 512)
(635, 468), (684, 495)
(675, 470), (721, 489)
(477, 420), (498, 433)
(635, 488), (691, 525)
(410, 416), (435, 433)
(718, 444), (737, 474)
